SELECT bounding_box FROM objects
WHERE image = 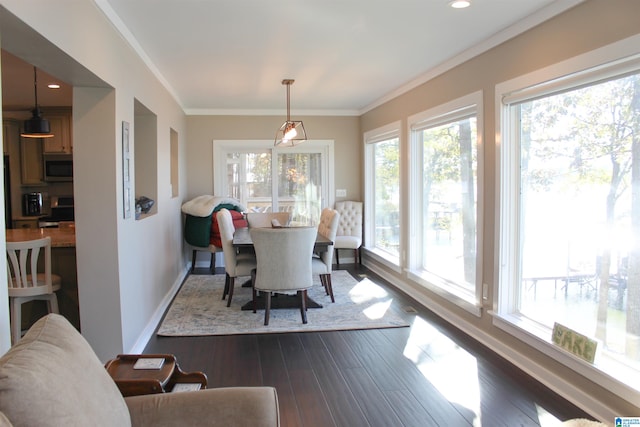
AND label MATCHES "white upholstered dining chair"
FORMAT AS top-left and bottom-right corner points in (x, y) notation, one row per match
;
(334, 201), (363, 265)
(6, 236), (62, 344)
(217, 209), (257, 307)
(312, 208), (340, 302)
(250, 226), (316, 325)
